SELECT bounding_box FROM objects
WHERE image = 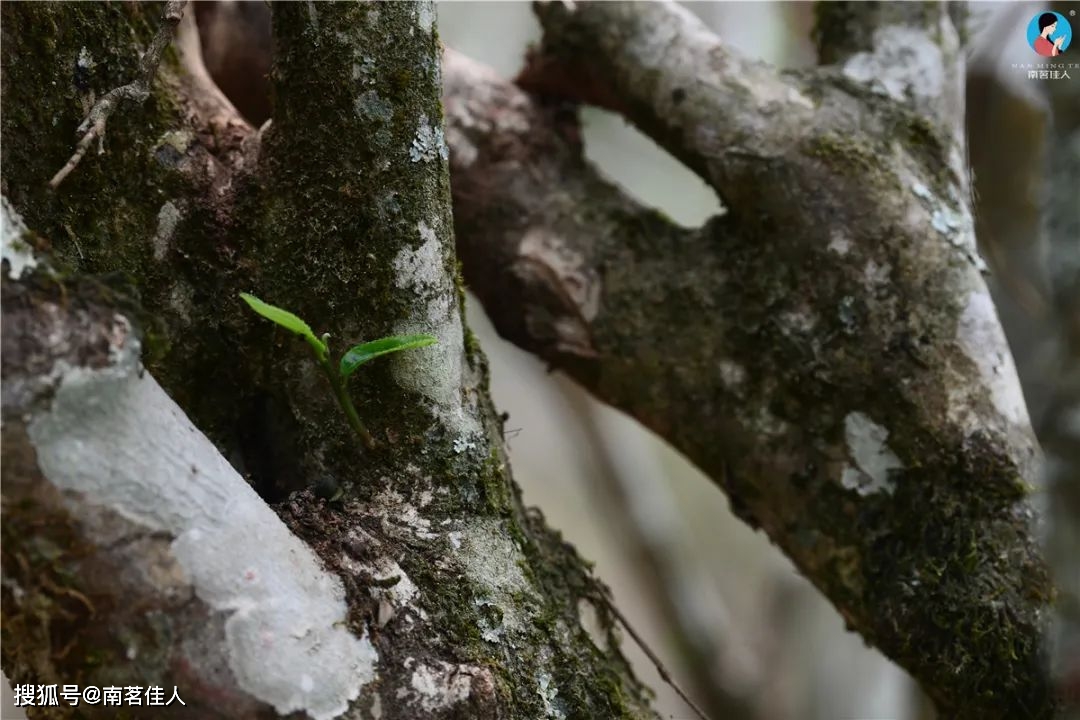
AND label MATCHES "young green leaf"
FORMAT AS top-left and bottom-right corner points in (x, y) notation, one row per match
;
(340, 334), (437, 379)
(239, 293), (327, 358)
